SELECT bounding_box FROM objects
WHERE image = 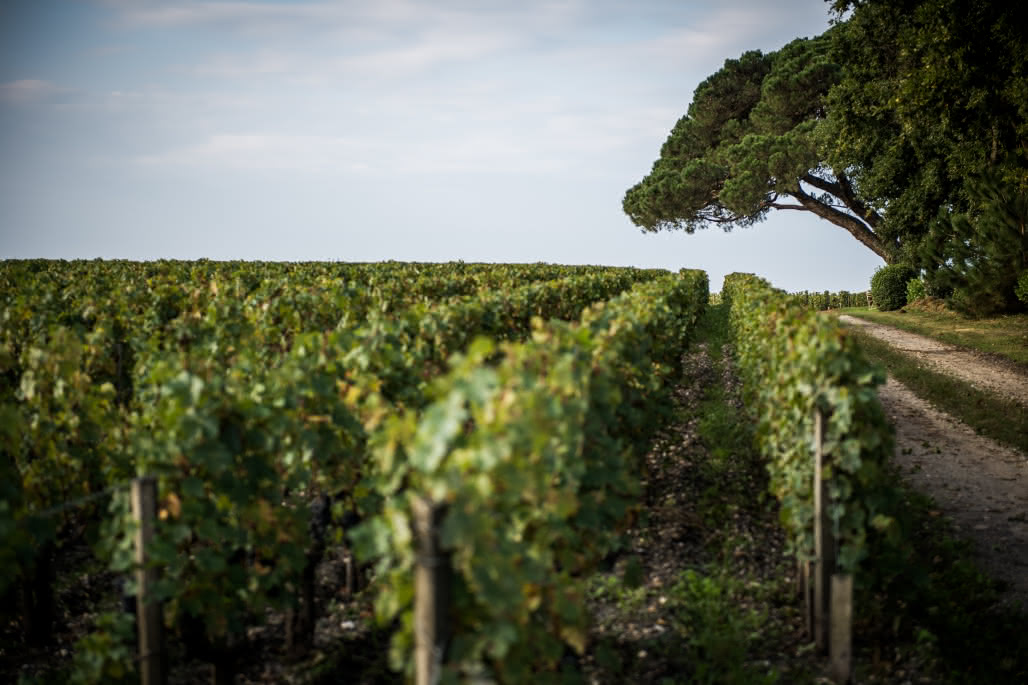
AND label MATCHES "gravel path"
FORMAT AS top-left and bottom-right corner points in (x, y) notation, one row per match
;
(838, 314), (1028, 407)
(838, 315), (1028, 606)
(879, 377), (1028, 606)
